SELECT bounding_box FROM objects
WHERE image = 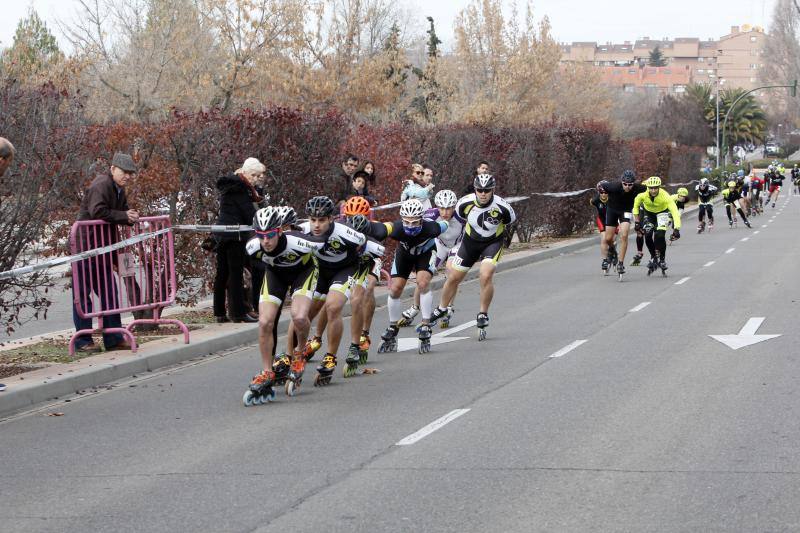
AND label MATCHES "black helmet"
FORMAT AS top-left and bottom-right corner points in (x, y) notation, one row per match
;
(346, 214), (370, 233)
(305, 196), (334, 217)
(474, 173), (496, 189)
(621, 170), (636, 184)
